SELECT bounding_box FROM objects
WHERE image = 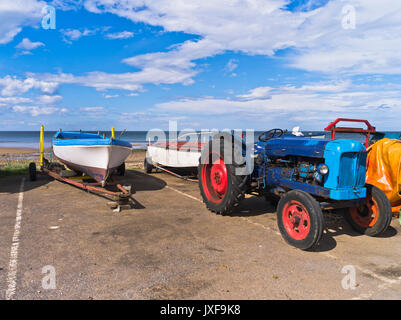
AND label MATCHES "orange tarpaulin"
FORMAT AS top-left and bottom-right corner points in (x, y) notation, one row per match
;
(366, 138), (401, 216)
